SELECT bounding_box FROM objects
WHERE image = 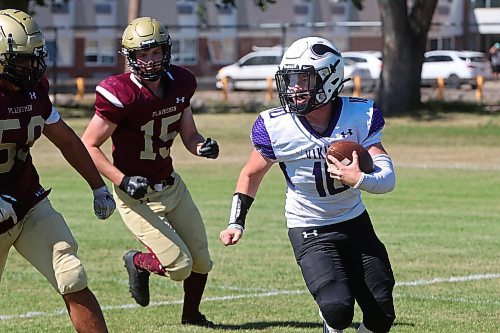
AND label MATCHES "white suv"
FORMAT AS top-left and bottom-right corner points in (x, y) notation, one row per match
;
(216, 47), (371, 91)
(421, 50), (492, 88)
(342, 51), (383, 80)
(215, 47), (283, 91)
